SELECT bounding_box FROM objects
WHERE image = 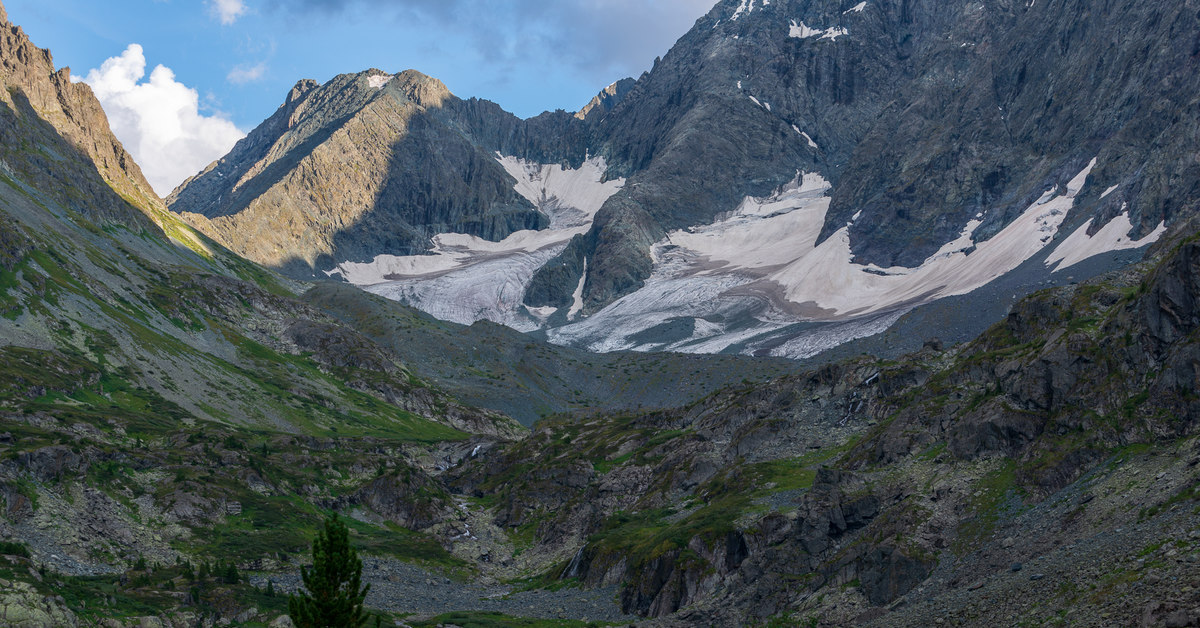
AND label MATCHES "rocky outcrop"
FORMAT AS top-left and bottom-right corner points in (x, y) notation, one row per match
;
(349, 467), (452, 530)
(0, 579), (78, 627)
(15, 446), (87, 482)
(284, 320), (400, 374)
(1141, 238), (1200, 348)
(857, 545), (934, 606)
